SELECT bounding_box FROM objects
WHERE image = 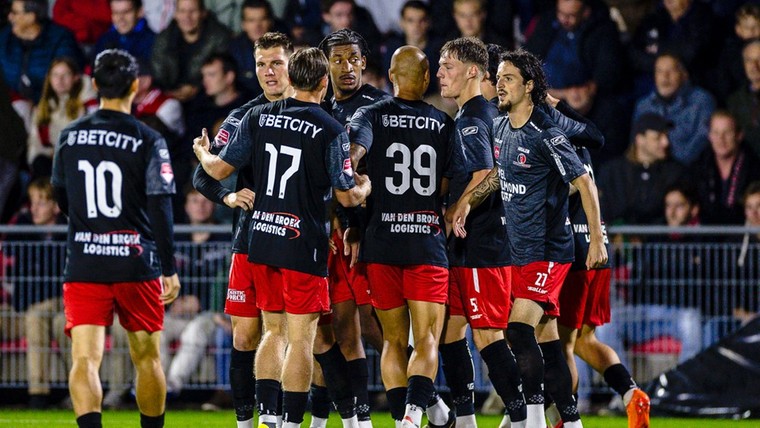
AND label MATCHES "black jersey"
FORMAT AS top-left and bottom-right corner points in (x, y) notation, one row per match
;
(569, 146), (611, 271)
(51, 110), (176, 282)
(209, 93), (267, 254)
(219, 98), (355, 276)
(329, 84), (391, 127)
(350, 97), (453, 267)
(493, 107), (587, 266)
(446, 96), (509, 267)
